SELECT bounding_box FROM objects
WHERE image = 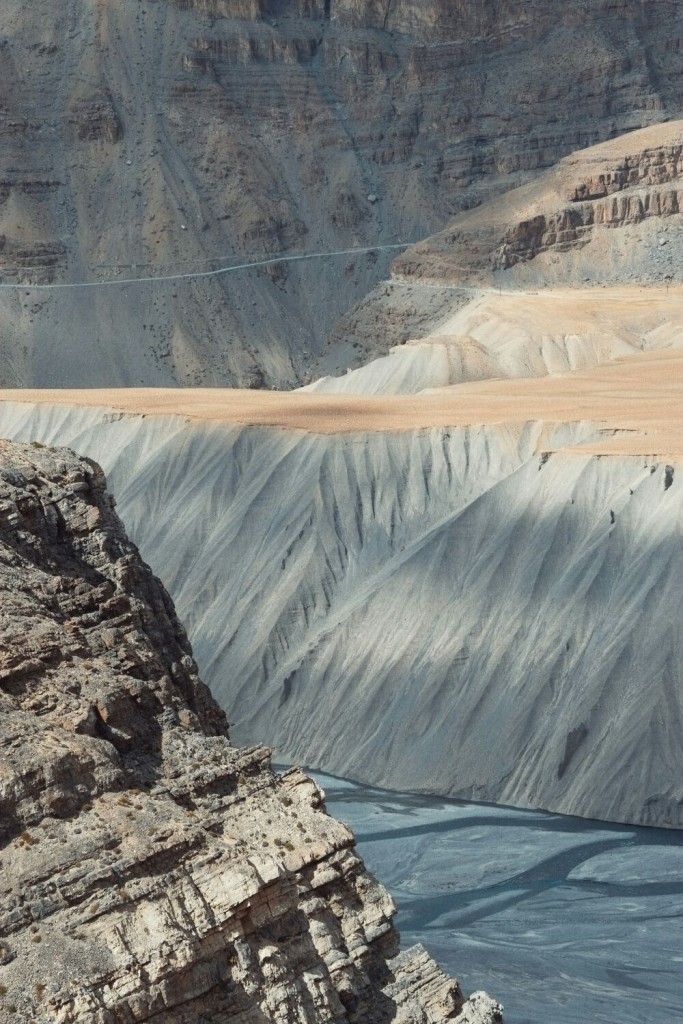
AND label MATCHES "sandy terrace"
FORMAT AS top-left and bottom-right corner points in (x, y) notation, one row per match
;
(431, 284), (683, 339)
(1, 345), (682, 458)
